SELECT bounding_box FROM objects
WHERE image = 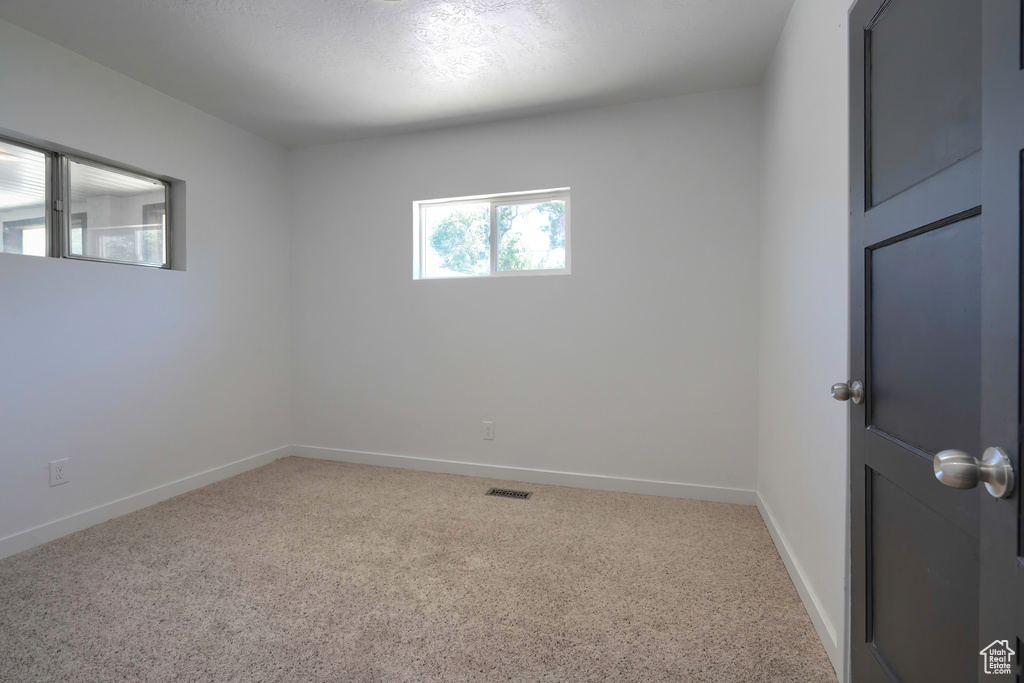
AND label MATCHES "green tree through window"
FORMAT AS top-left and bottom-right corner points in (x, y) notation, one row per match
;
(417, 190), (569, 278)
(427, 200), (567, 275)
(426, 205), (489, 276)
